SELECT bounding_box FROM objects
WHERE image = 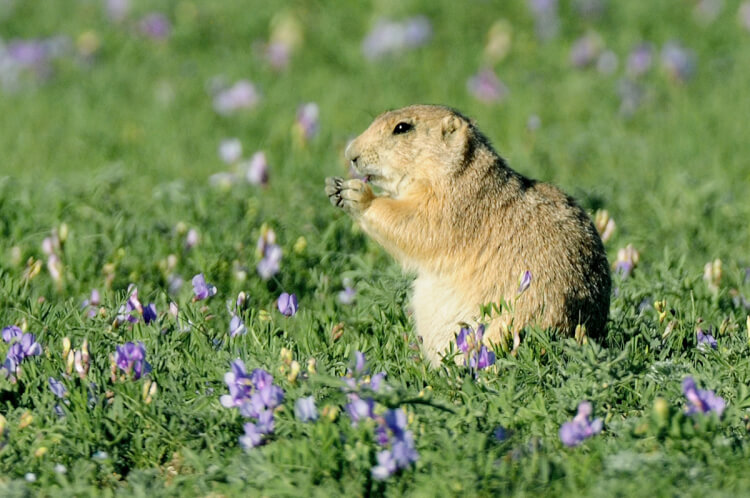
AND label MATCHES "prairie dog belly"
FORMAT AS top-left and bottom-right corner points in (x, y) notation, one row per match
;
(412, 273), (480, 366)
